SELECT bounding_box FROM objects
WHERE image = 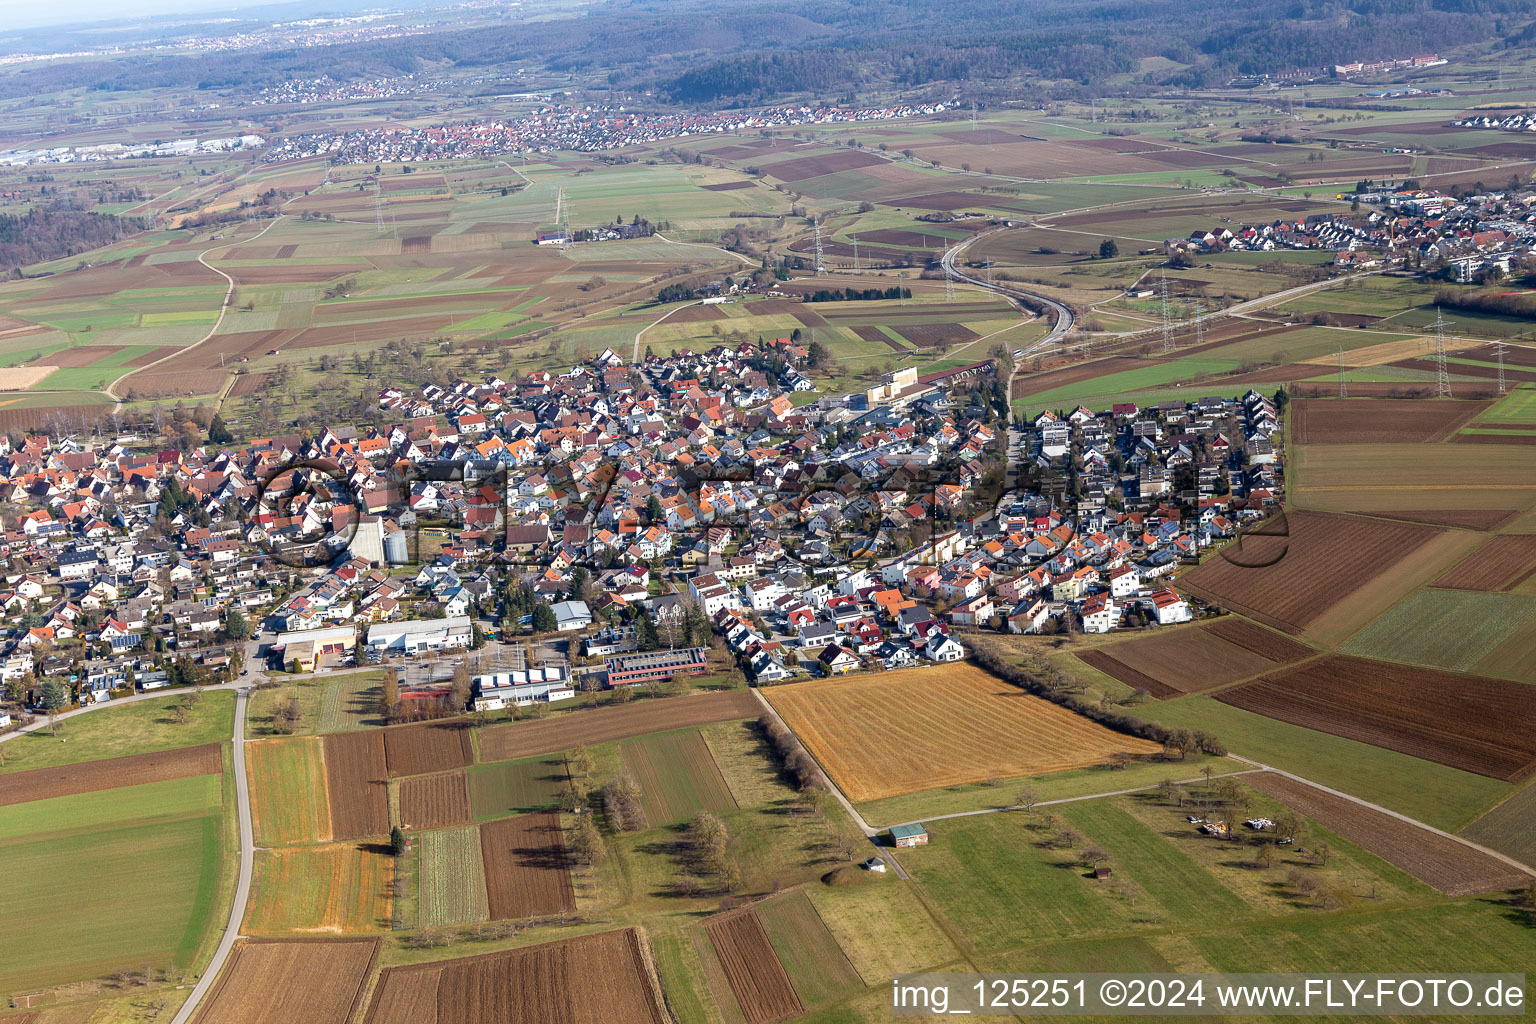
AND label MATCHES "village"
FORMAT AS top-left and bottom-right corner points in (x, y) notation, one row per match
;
(0, 326), (1286, 726)
(1163, 182), (1536, 284)
(263, 101), (950, 163)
